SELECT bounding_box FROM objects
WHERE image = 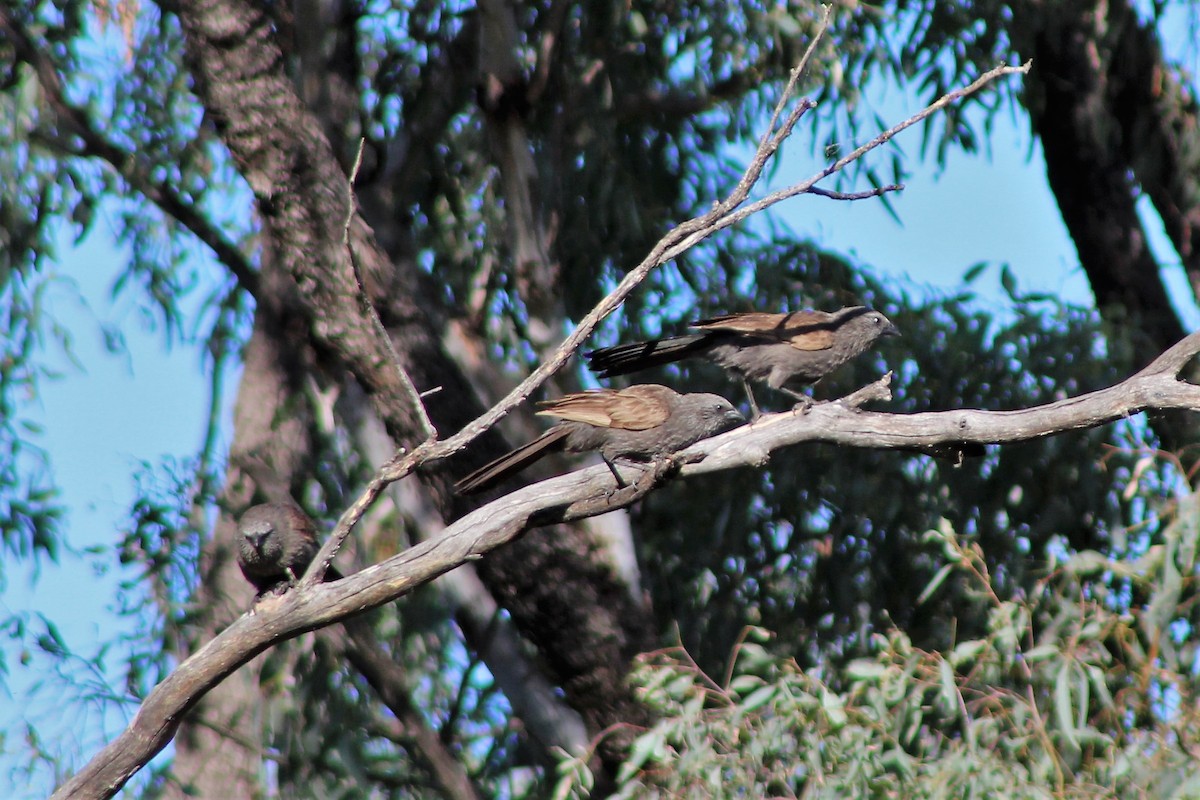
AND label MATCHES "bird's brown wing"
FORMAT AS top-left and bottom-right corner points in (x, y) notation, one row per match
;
(693, 310), (837, 351)
(537, 386), (673, 431)
(785, 327), (835, 351)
